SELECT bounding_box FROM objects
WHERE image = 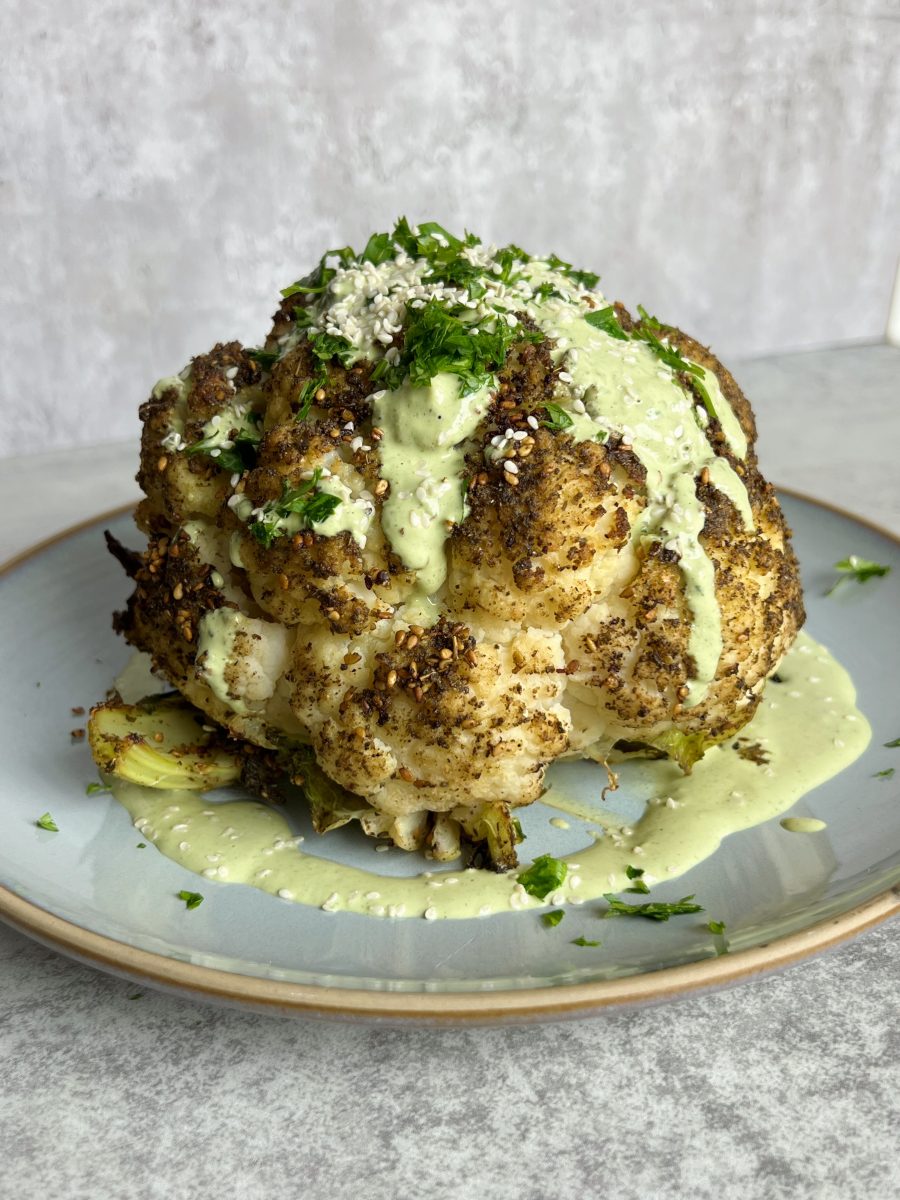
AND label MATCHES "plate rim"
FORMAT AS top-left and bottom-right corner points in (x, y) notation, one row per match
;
(1, 493), (898, 1021)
